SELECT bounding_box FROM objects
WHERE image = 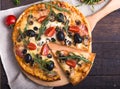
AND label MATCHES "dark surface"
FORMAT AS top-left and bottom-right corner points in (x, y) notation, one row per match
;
(0, 0), (120, 89)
